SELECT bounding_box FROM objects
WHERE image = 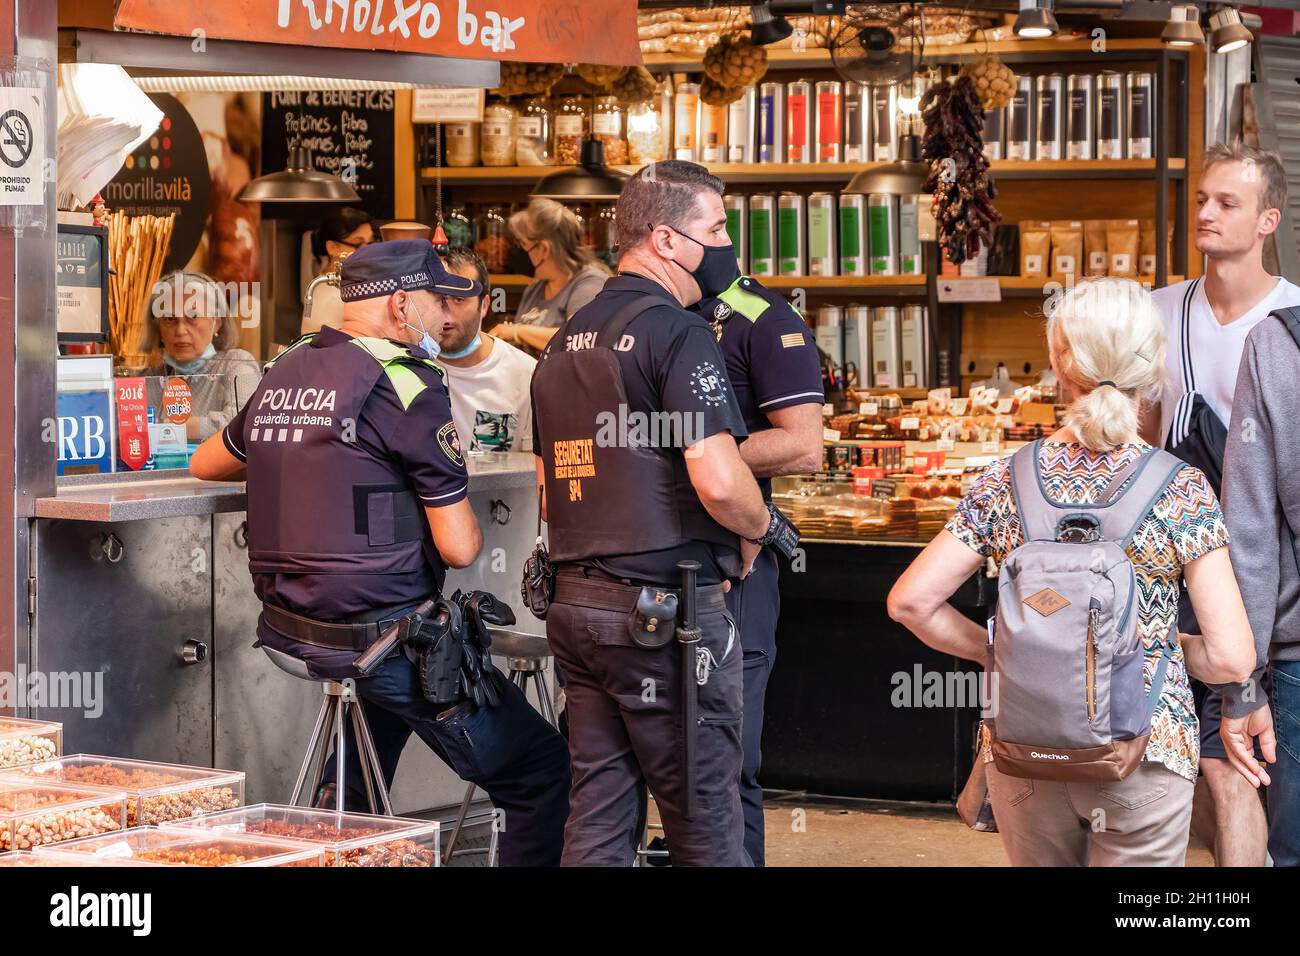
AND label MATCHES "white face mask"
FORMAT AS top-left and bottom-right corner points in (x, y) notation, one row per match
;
(402, 298), (440, 359)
